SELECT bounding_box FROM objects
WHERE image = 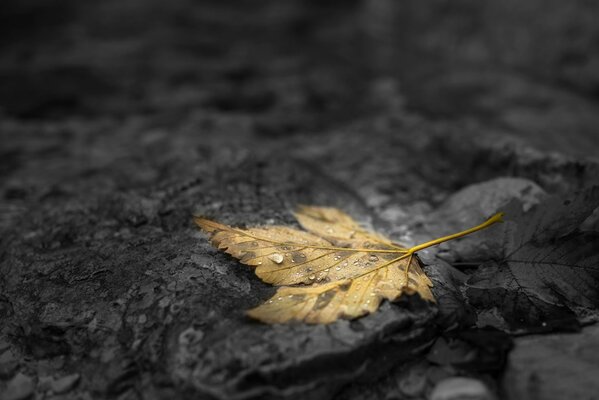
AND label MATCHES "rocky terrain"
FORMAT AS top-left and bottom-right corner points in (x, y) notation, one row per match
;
(1, 1), (598, 399)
